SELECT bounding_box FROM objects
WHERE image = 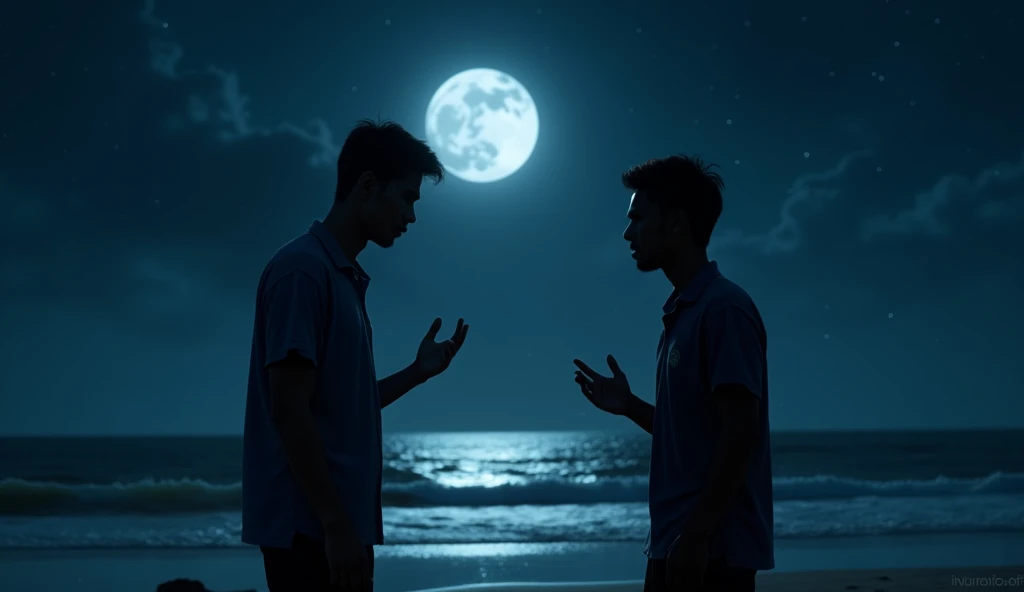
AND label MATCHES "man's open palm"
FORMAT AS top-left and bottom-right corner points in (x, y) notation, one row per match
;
(573, 355), (632, 415)
(415, 318), (469, 379)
